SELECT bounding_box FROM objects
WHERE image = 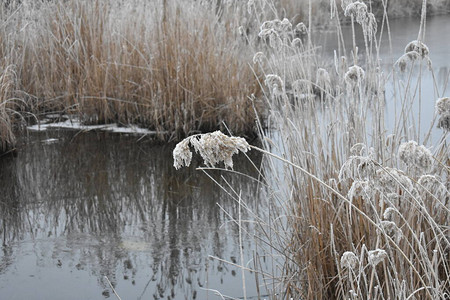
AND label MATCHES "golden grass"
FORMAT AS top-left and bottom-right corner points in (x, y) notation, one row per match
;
(0, 0), (261, 149)
(246, 1), (450, 298)
(173, 1), (449, 299)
